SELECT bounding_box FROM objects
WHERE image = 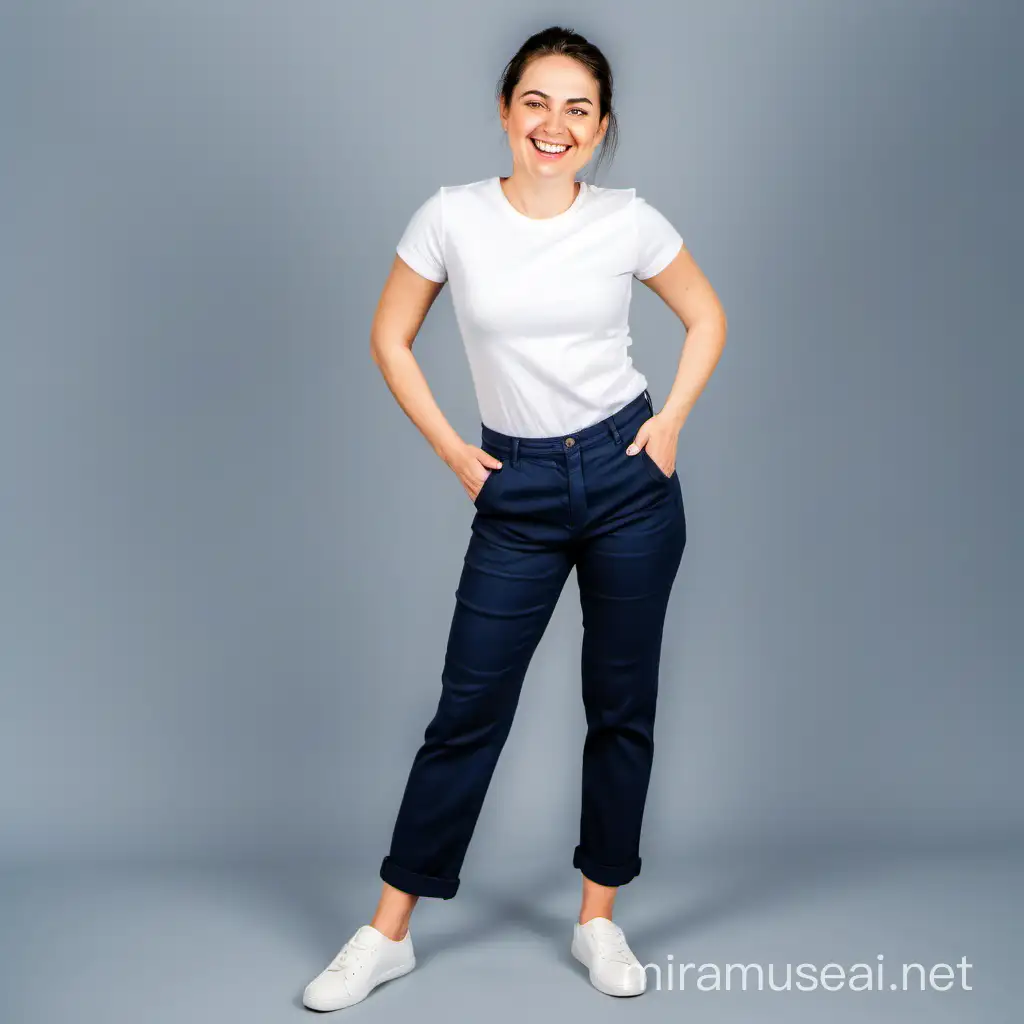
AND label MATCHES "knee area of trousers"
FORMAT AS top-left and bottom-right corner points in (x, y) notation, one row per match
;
(424, 711), (512, 750)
